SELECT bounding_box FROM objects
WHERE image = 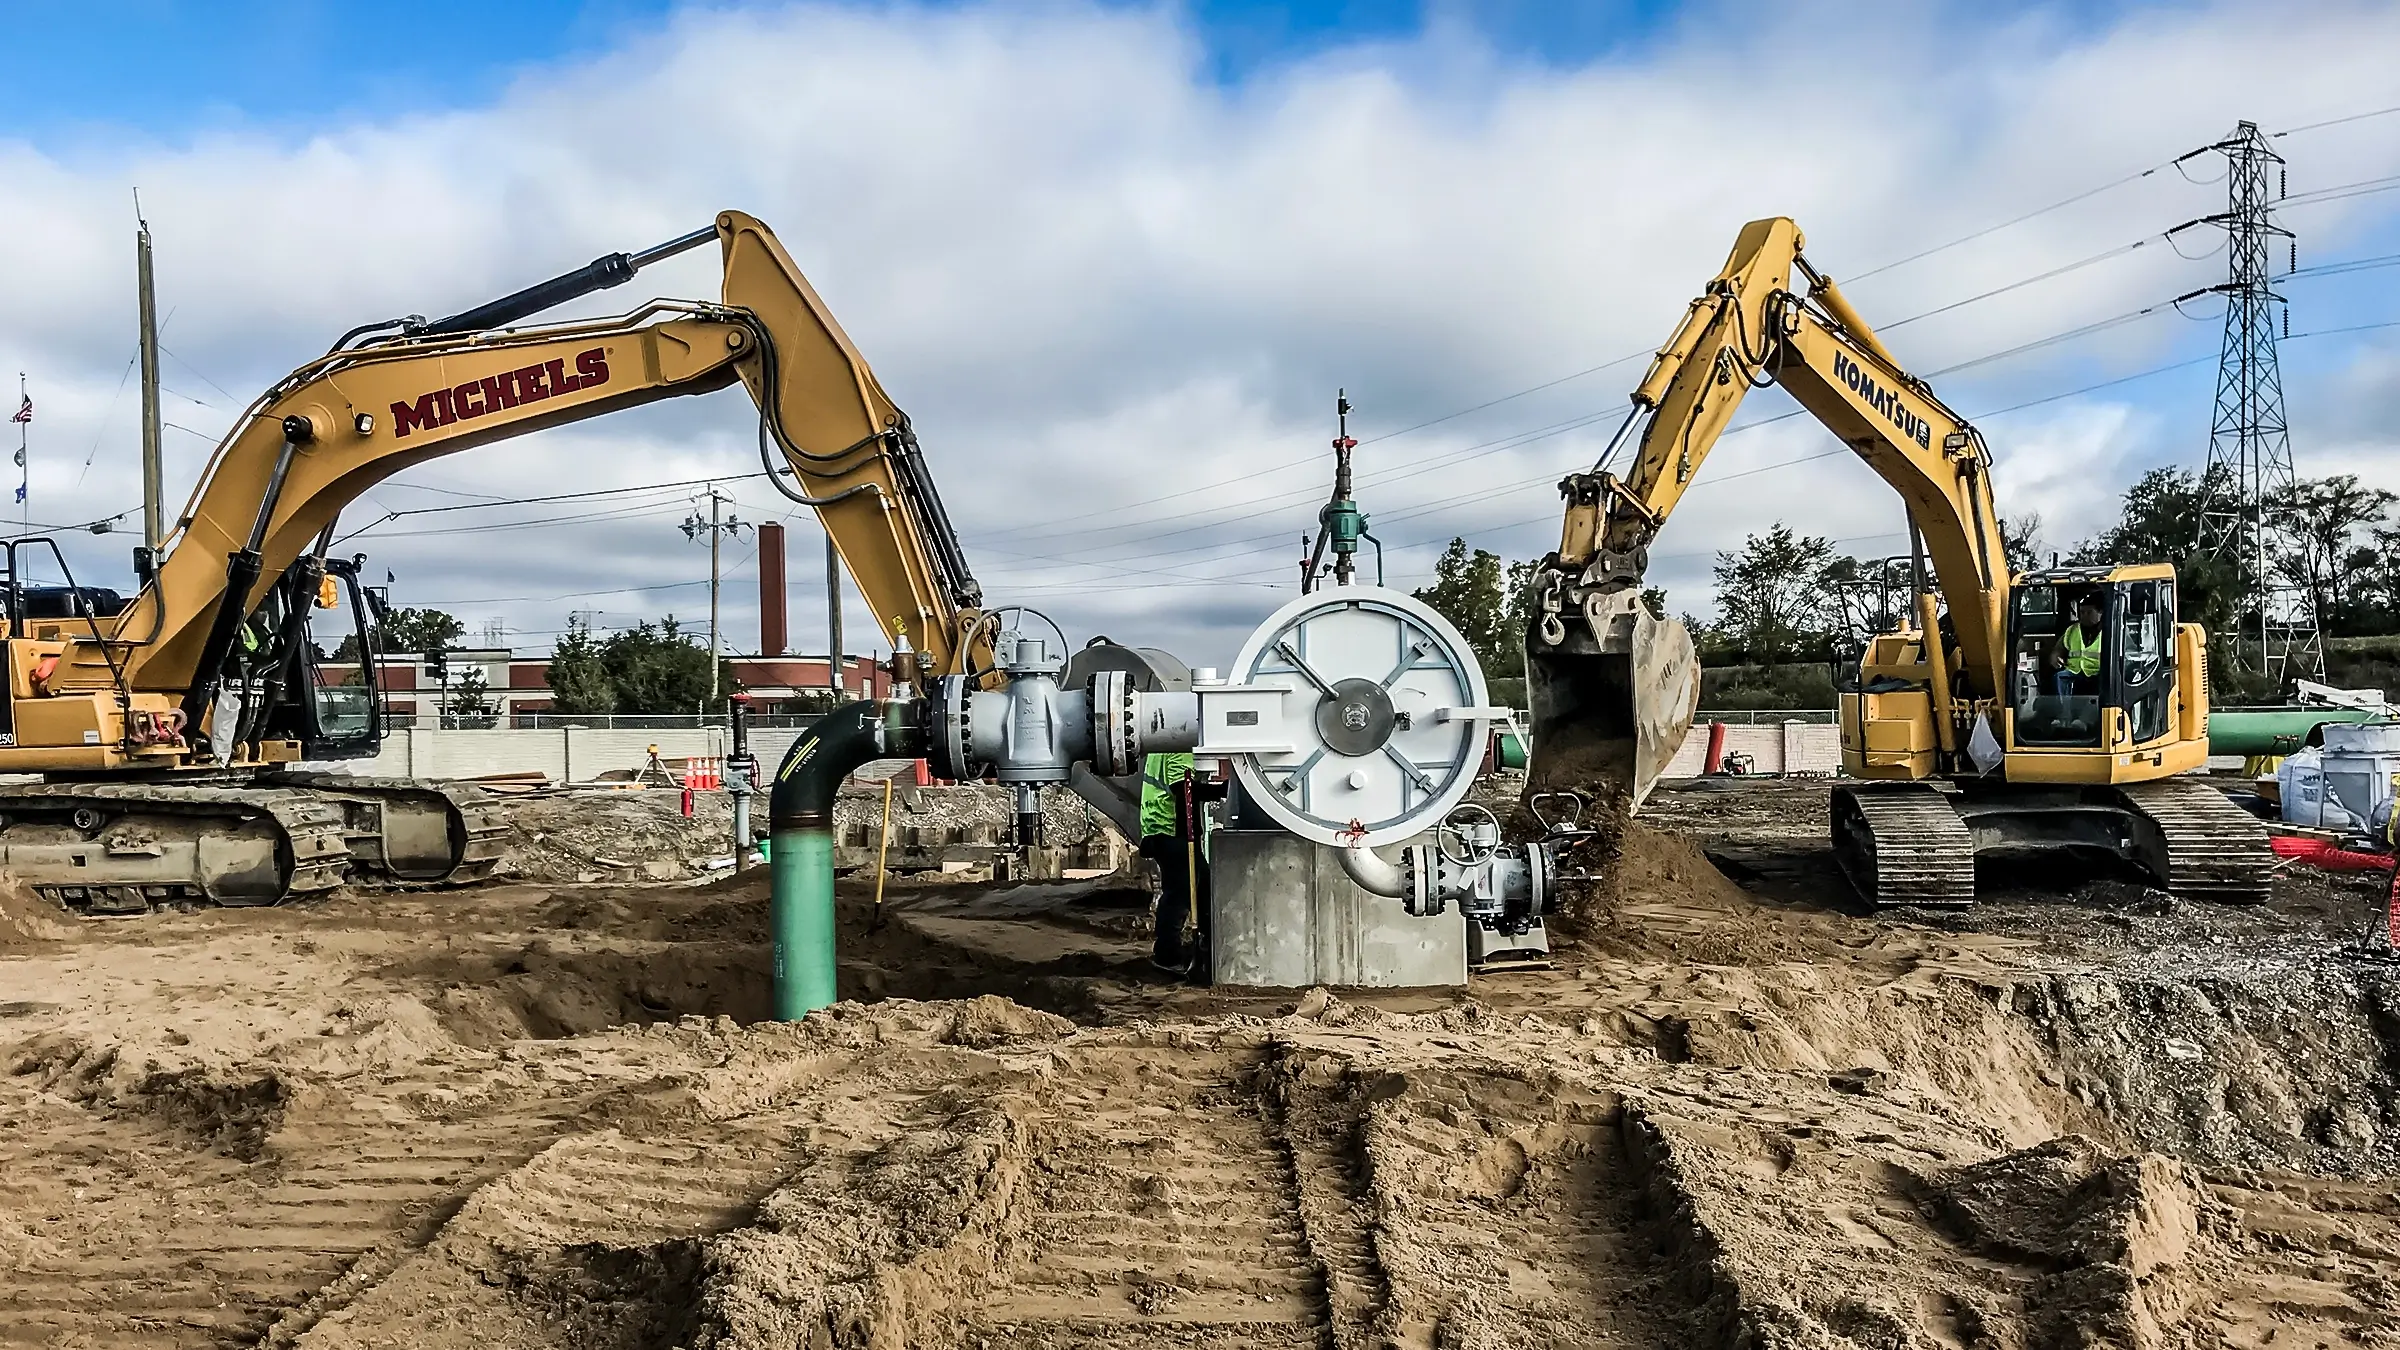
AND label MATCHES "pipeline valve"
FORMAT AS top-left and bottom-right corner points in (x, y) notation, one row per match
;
(1341, 794), (1601, 936)
(927, 629), (1199, 847)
